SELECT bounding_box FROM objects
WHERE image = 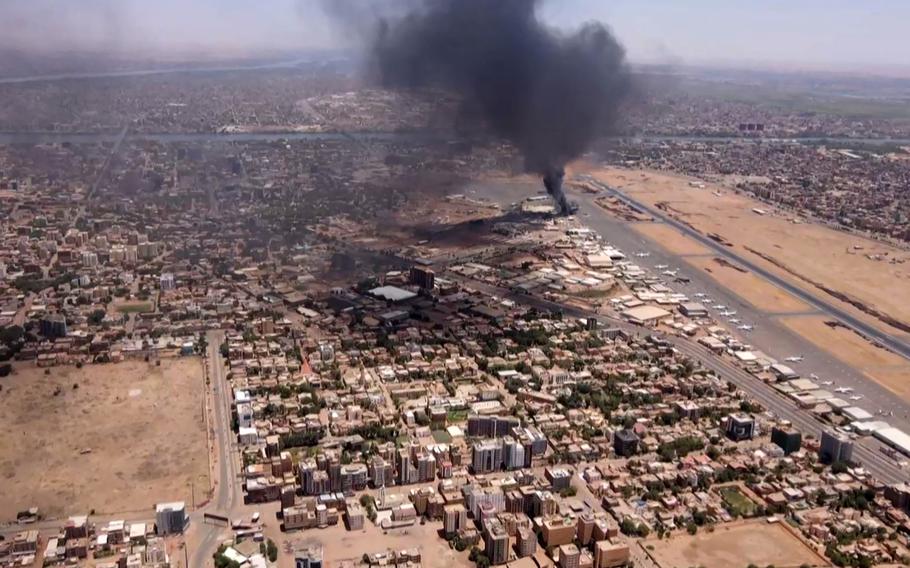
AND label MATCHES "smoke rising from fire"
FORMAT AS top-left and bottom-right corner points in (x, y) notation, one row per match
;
(367, 0), (631, 214)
